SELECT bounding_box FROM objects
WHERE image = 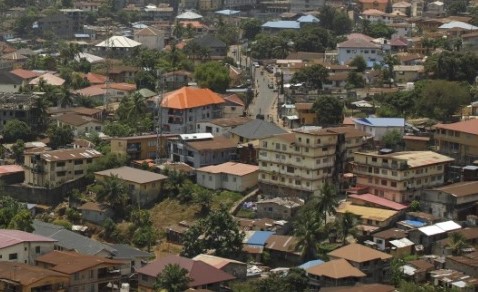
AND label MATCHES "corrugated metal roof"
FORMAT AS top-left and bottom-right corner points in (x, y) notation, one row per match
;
(246, 231), (274, 246)
(262, 21), (300, 29)
(354, 117), (405, 127)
